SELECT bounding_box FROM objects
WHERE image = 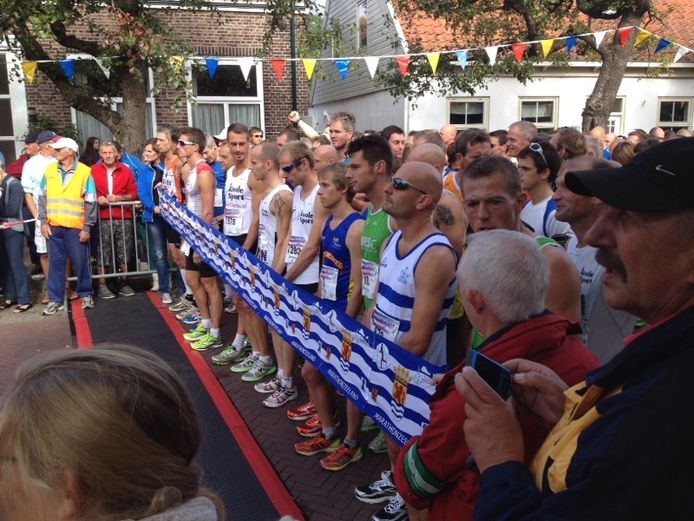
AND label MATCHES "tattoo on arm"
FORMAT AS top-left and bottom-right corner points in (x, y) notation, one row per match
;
(435, 204), (455, 226)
